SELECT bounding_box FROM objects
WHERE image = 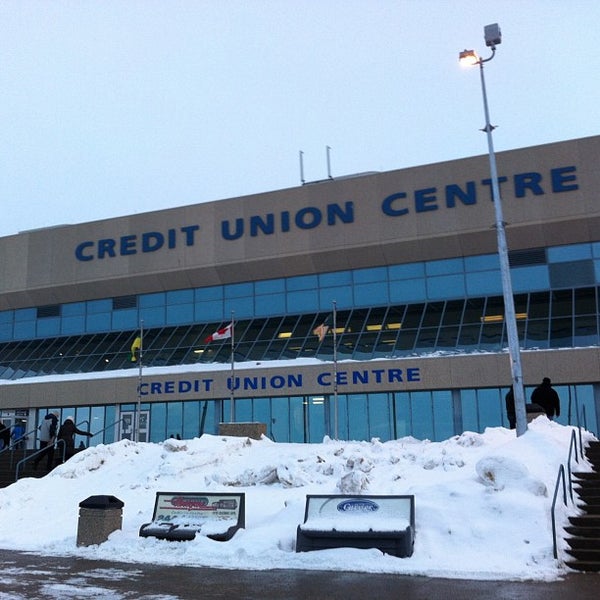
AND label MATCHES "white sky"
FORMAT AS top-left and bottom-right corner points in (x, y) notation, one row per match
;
(0, 418), (596, 582)
(1, 1), (598, 238)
